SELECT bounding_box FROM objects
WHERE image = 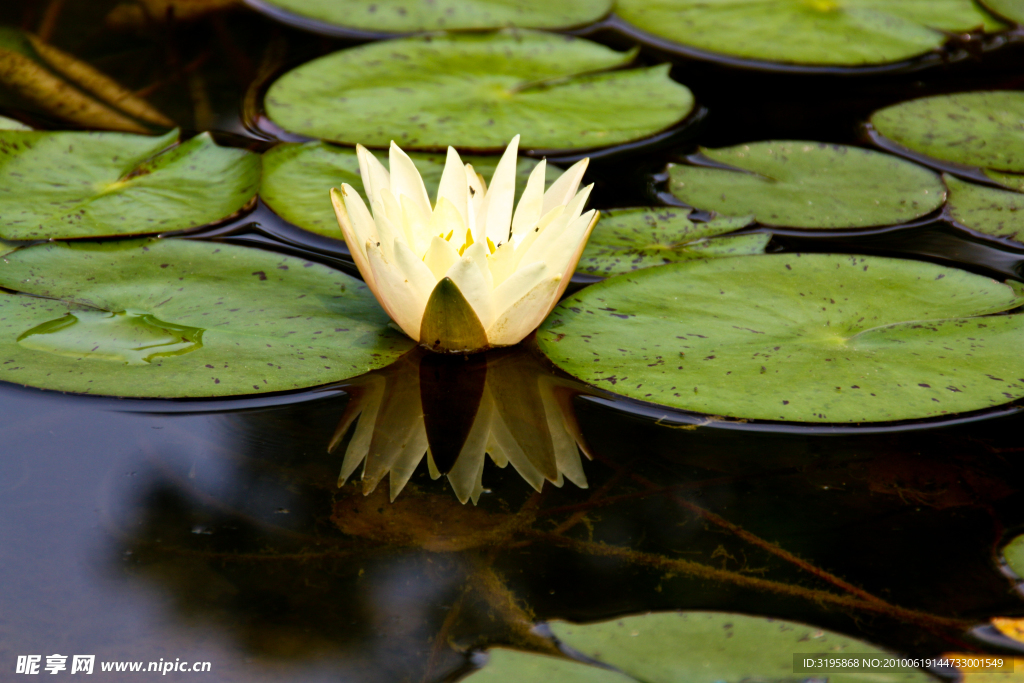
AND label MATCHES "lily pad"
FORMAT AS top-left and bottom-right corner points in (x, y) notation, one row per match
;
(0, 115), (29, 130)
(0, 238), (413, 397)
(463, 648), (636, 683)
(1003, 534), (1024, 578)
(871, 92), (1024, 173)
(986, 170), (1024, 192)
(576, 207), (763, 277)
(537, 253), (1024, 423)
(259, 0), (612, 32)
(982, 0), (1024, 23)
(0, 129), (260, 240)
(264, 30), (694, 151)
(549, 612), (934, 683)
(668, 142), (945, 229)
(615, 0), (1003, 67)
(945, 174), (1024, 244)
(261, 141), (558, 239)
